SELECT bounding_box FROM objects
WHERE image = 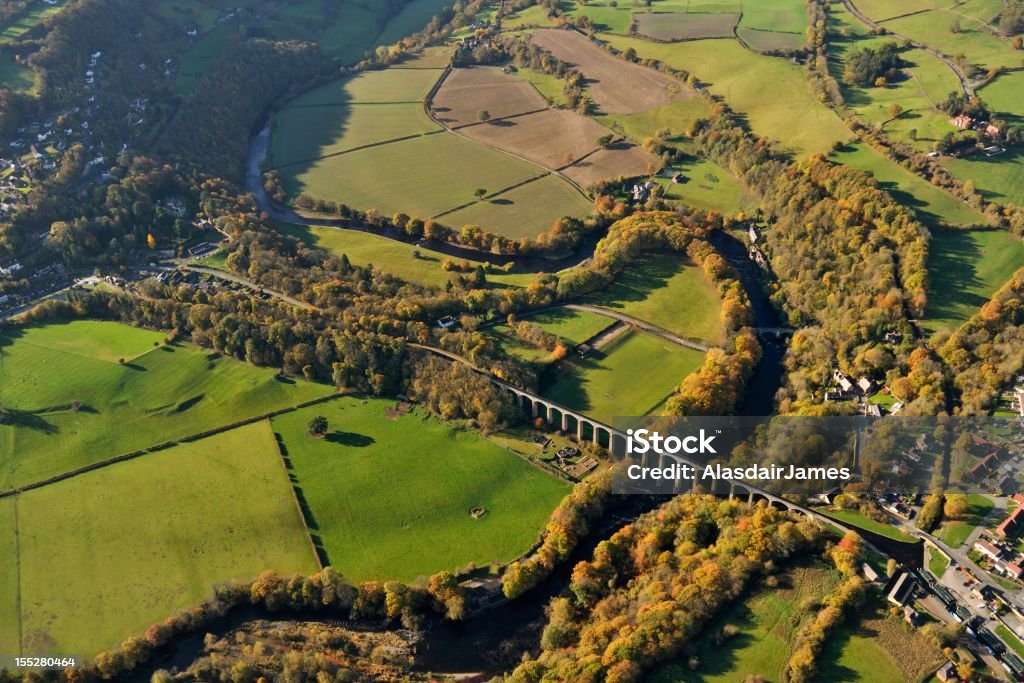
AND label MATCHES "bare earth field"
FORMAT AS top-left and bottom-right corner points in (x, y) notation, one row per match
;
(431, 66), (547, 126)
(459, 108), (610, 169)
(563, 142), (658, 185)
(634, 12), (738, 40)
(531, 28), (690, 113)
